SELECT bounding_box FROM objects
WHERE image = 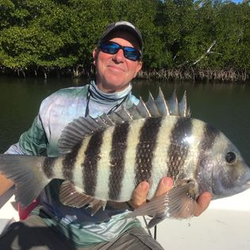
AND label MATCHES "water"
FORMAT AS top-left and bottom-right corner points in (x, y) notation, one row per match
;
(0, 76), (250, 165)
